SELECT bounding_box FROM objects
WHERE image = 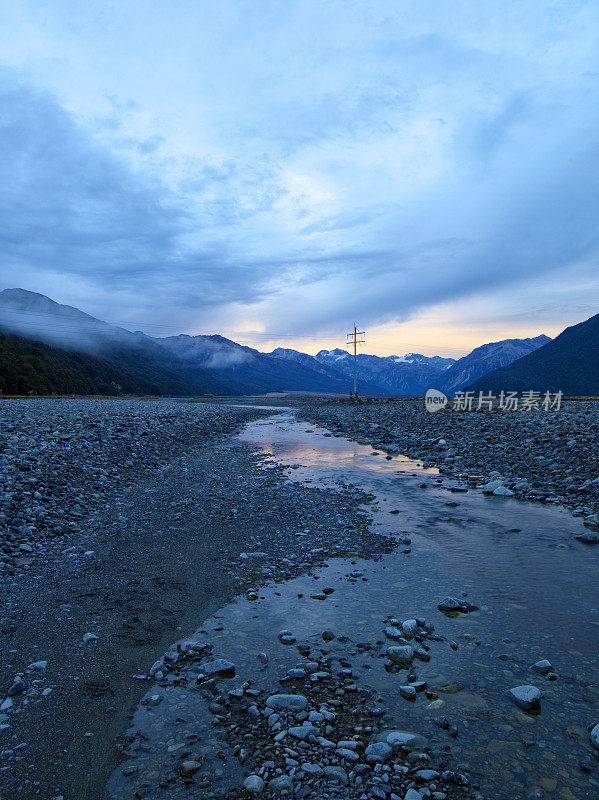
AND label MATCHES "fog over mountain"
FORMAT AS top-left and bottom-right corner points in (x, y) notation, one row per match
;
(0, 289), (561, 397)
